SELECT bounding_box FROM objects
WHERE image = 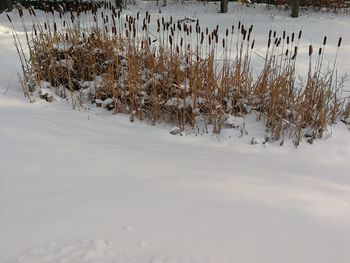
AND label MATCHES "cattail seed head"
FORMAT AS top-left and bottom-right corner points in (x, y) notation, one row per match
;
(309, 45), (313, 56)
(298, 30), (302, 40)
(323, 36), (327, 45)
(338, 37), (342, 47)
(319, 47), (322, 55)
